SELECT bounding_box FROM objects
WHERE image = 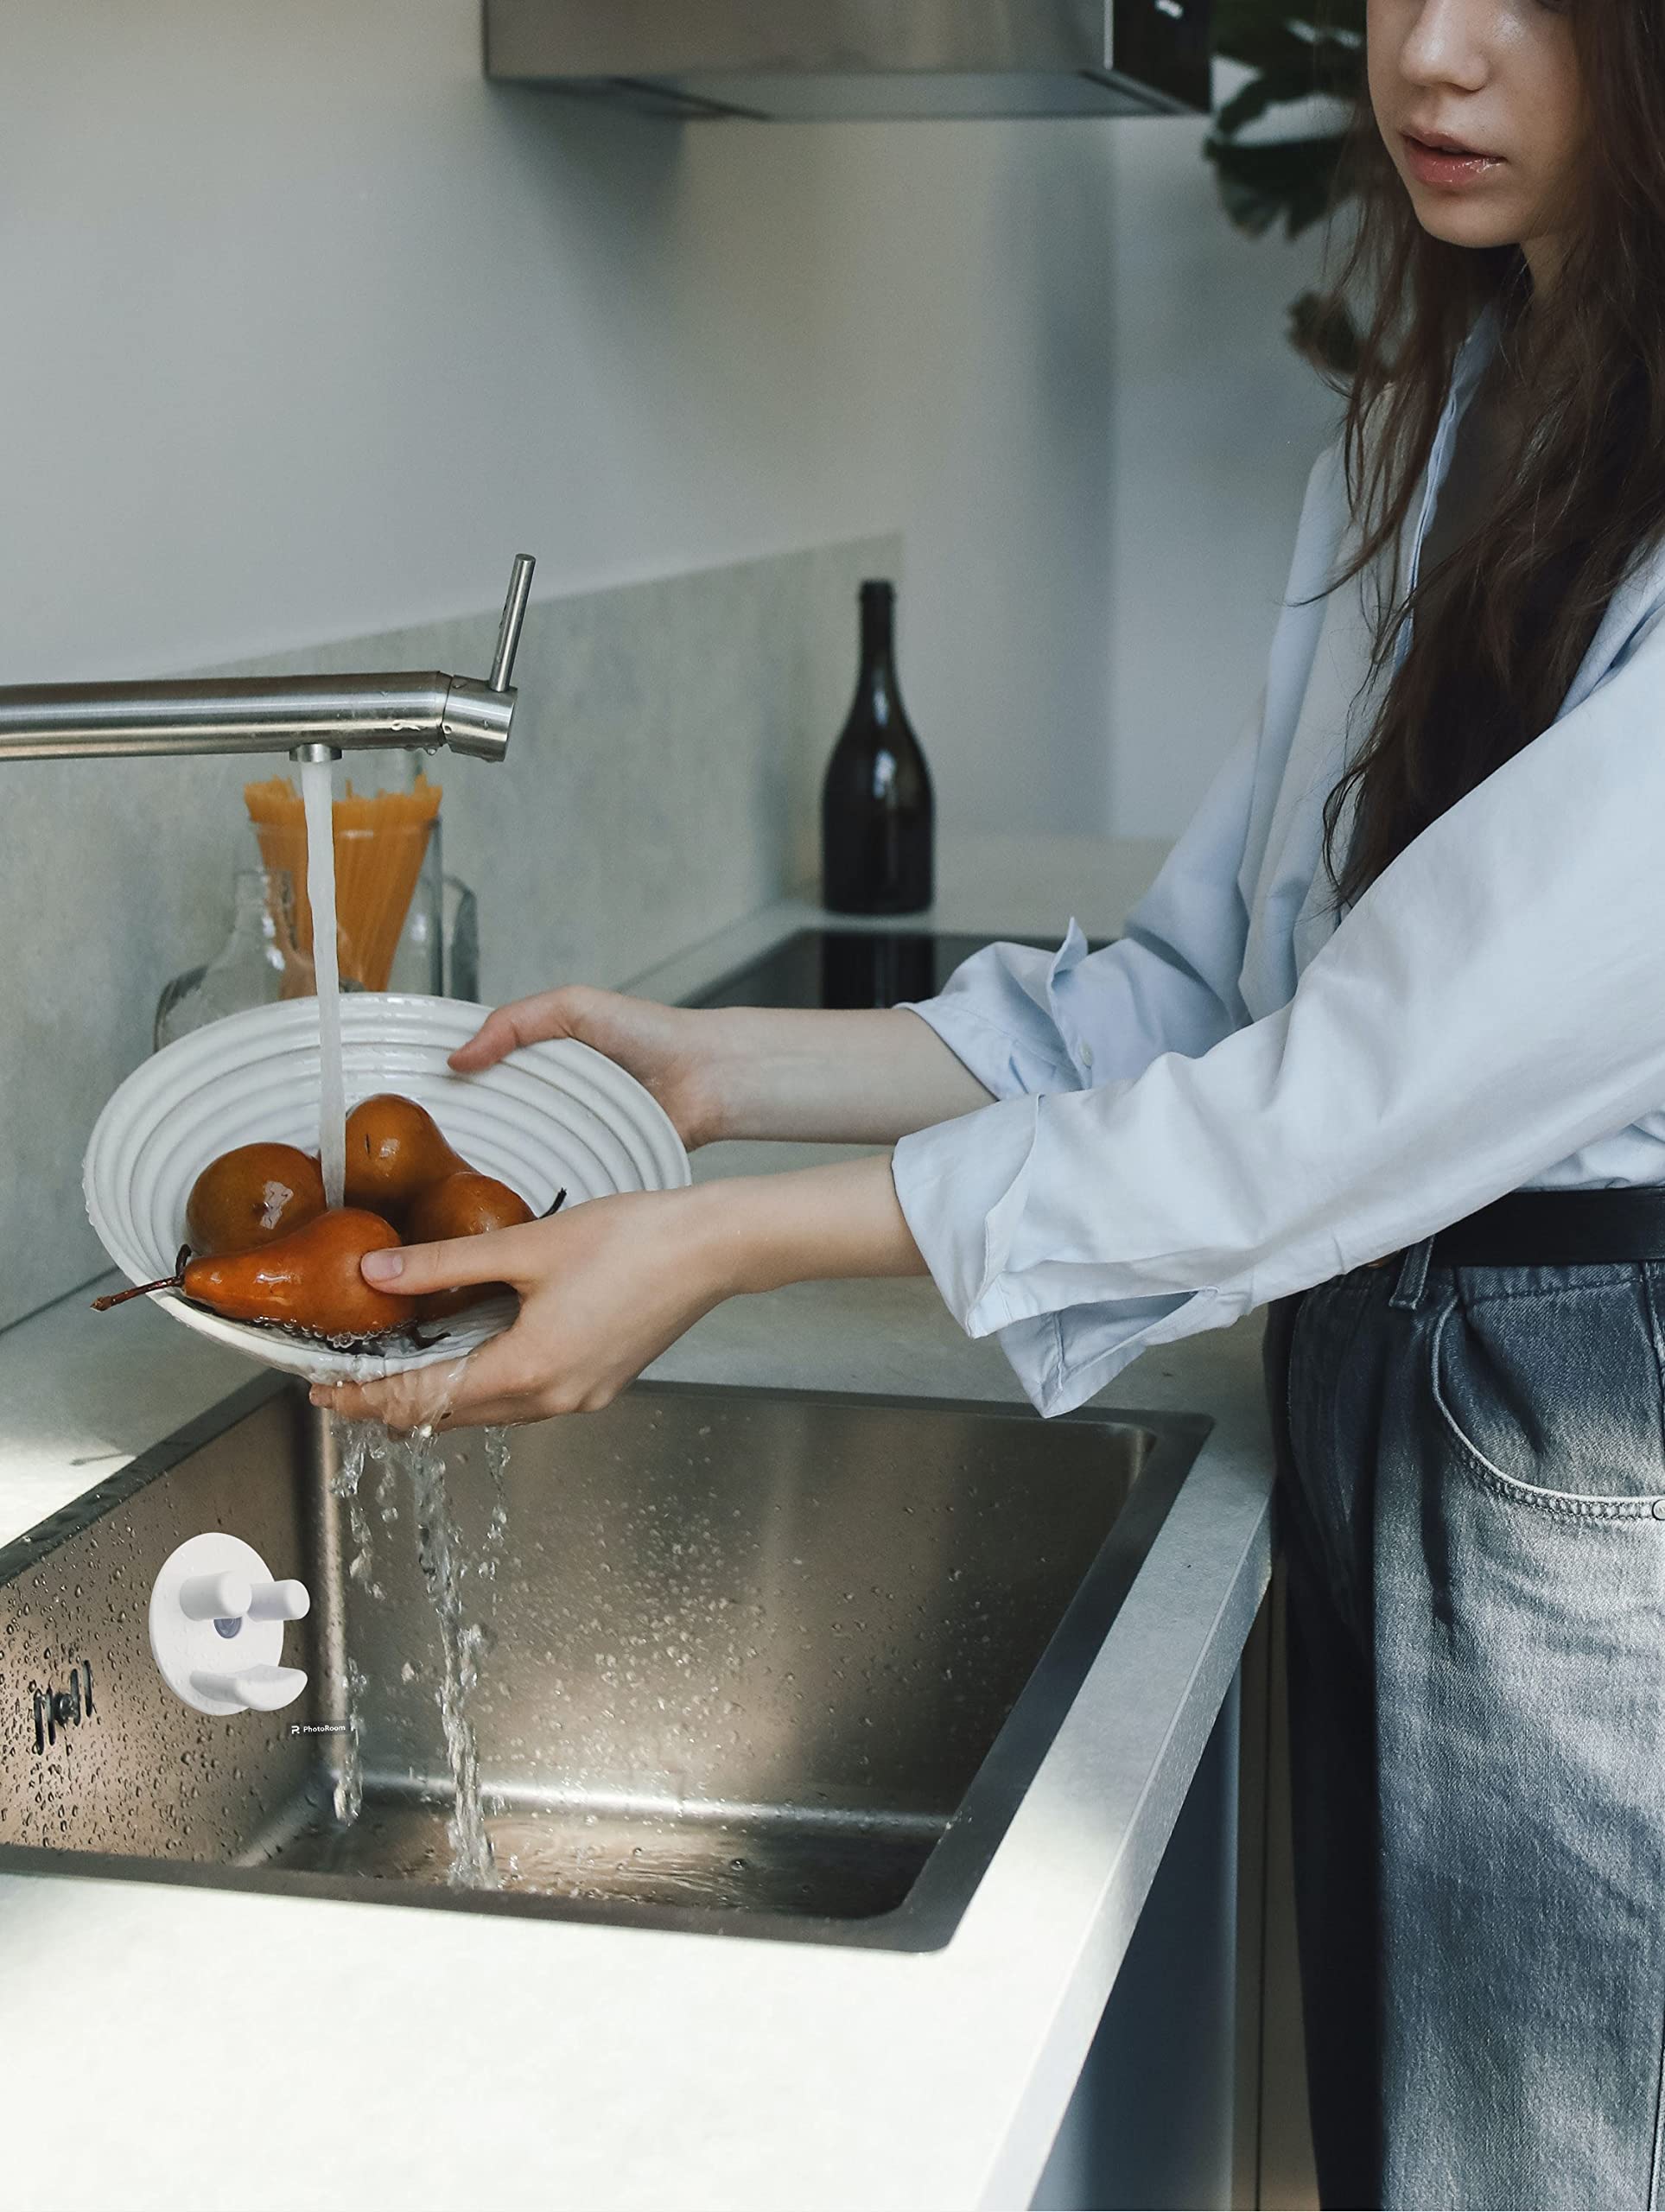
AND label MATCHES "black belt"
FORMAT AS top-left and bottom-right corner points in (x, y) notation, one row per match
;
(1368, 1187), (1665, 1270)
